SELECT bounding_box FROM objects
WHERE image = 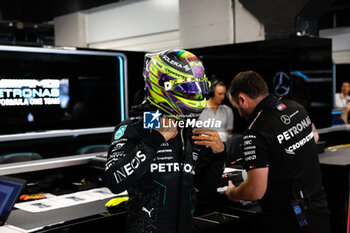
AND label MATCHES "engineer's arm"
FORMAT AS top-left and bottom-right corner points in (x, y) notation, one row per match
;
(226, 167), (268, 201)
(225, 129), (269, 201)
